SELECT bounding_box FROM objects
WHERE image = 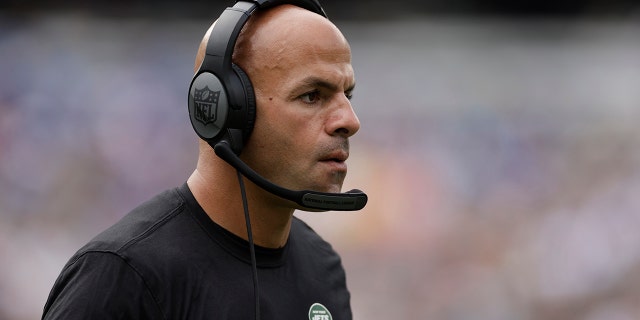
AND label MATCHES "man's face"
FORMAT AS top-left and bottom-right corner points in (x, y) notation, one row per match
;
(239, 10), (360, 199)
